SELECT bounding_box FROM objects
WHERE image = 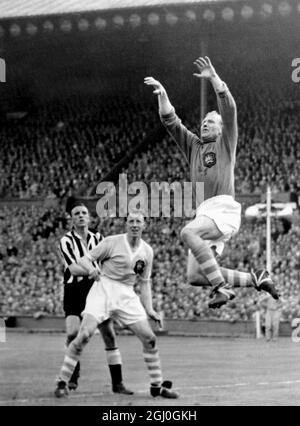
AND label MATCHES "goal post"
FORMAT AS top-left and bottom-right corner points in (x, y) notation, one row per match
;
(266, 185), (272, 273)
(255, 186), (272, 339)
